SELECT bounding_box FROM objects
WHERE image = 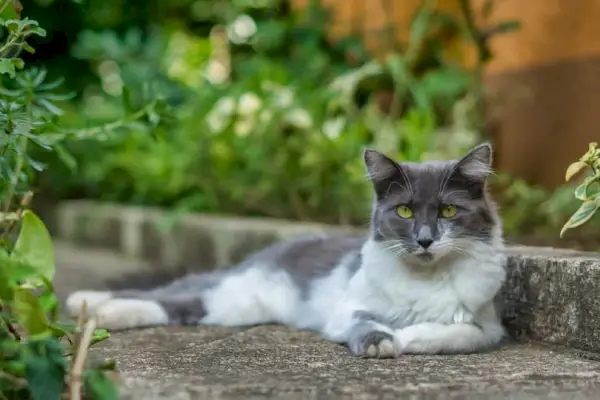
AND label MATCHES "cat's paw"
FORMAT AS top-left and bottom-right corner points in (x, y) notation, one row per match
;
(350, 330), (397, 359)
(95, 299), (169, 330)
(65, 290), (113, 318)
